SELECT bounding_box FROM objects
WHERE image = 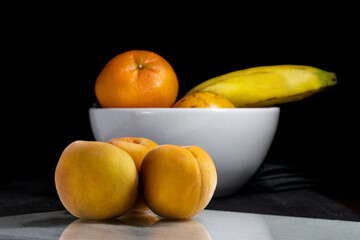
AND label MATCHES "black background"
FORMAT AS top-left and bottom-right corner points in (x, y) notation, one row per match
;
(2, 9), (359, 197)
